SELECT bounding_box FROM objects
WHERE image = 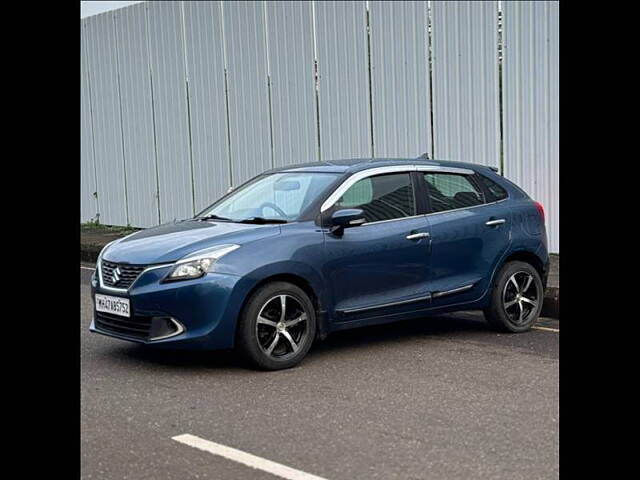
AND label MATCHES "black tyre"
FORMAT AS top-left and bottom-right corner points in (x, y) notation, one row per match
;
(236, 281), (316, 370)
(484, 261), (543, 332)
